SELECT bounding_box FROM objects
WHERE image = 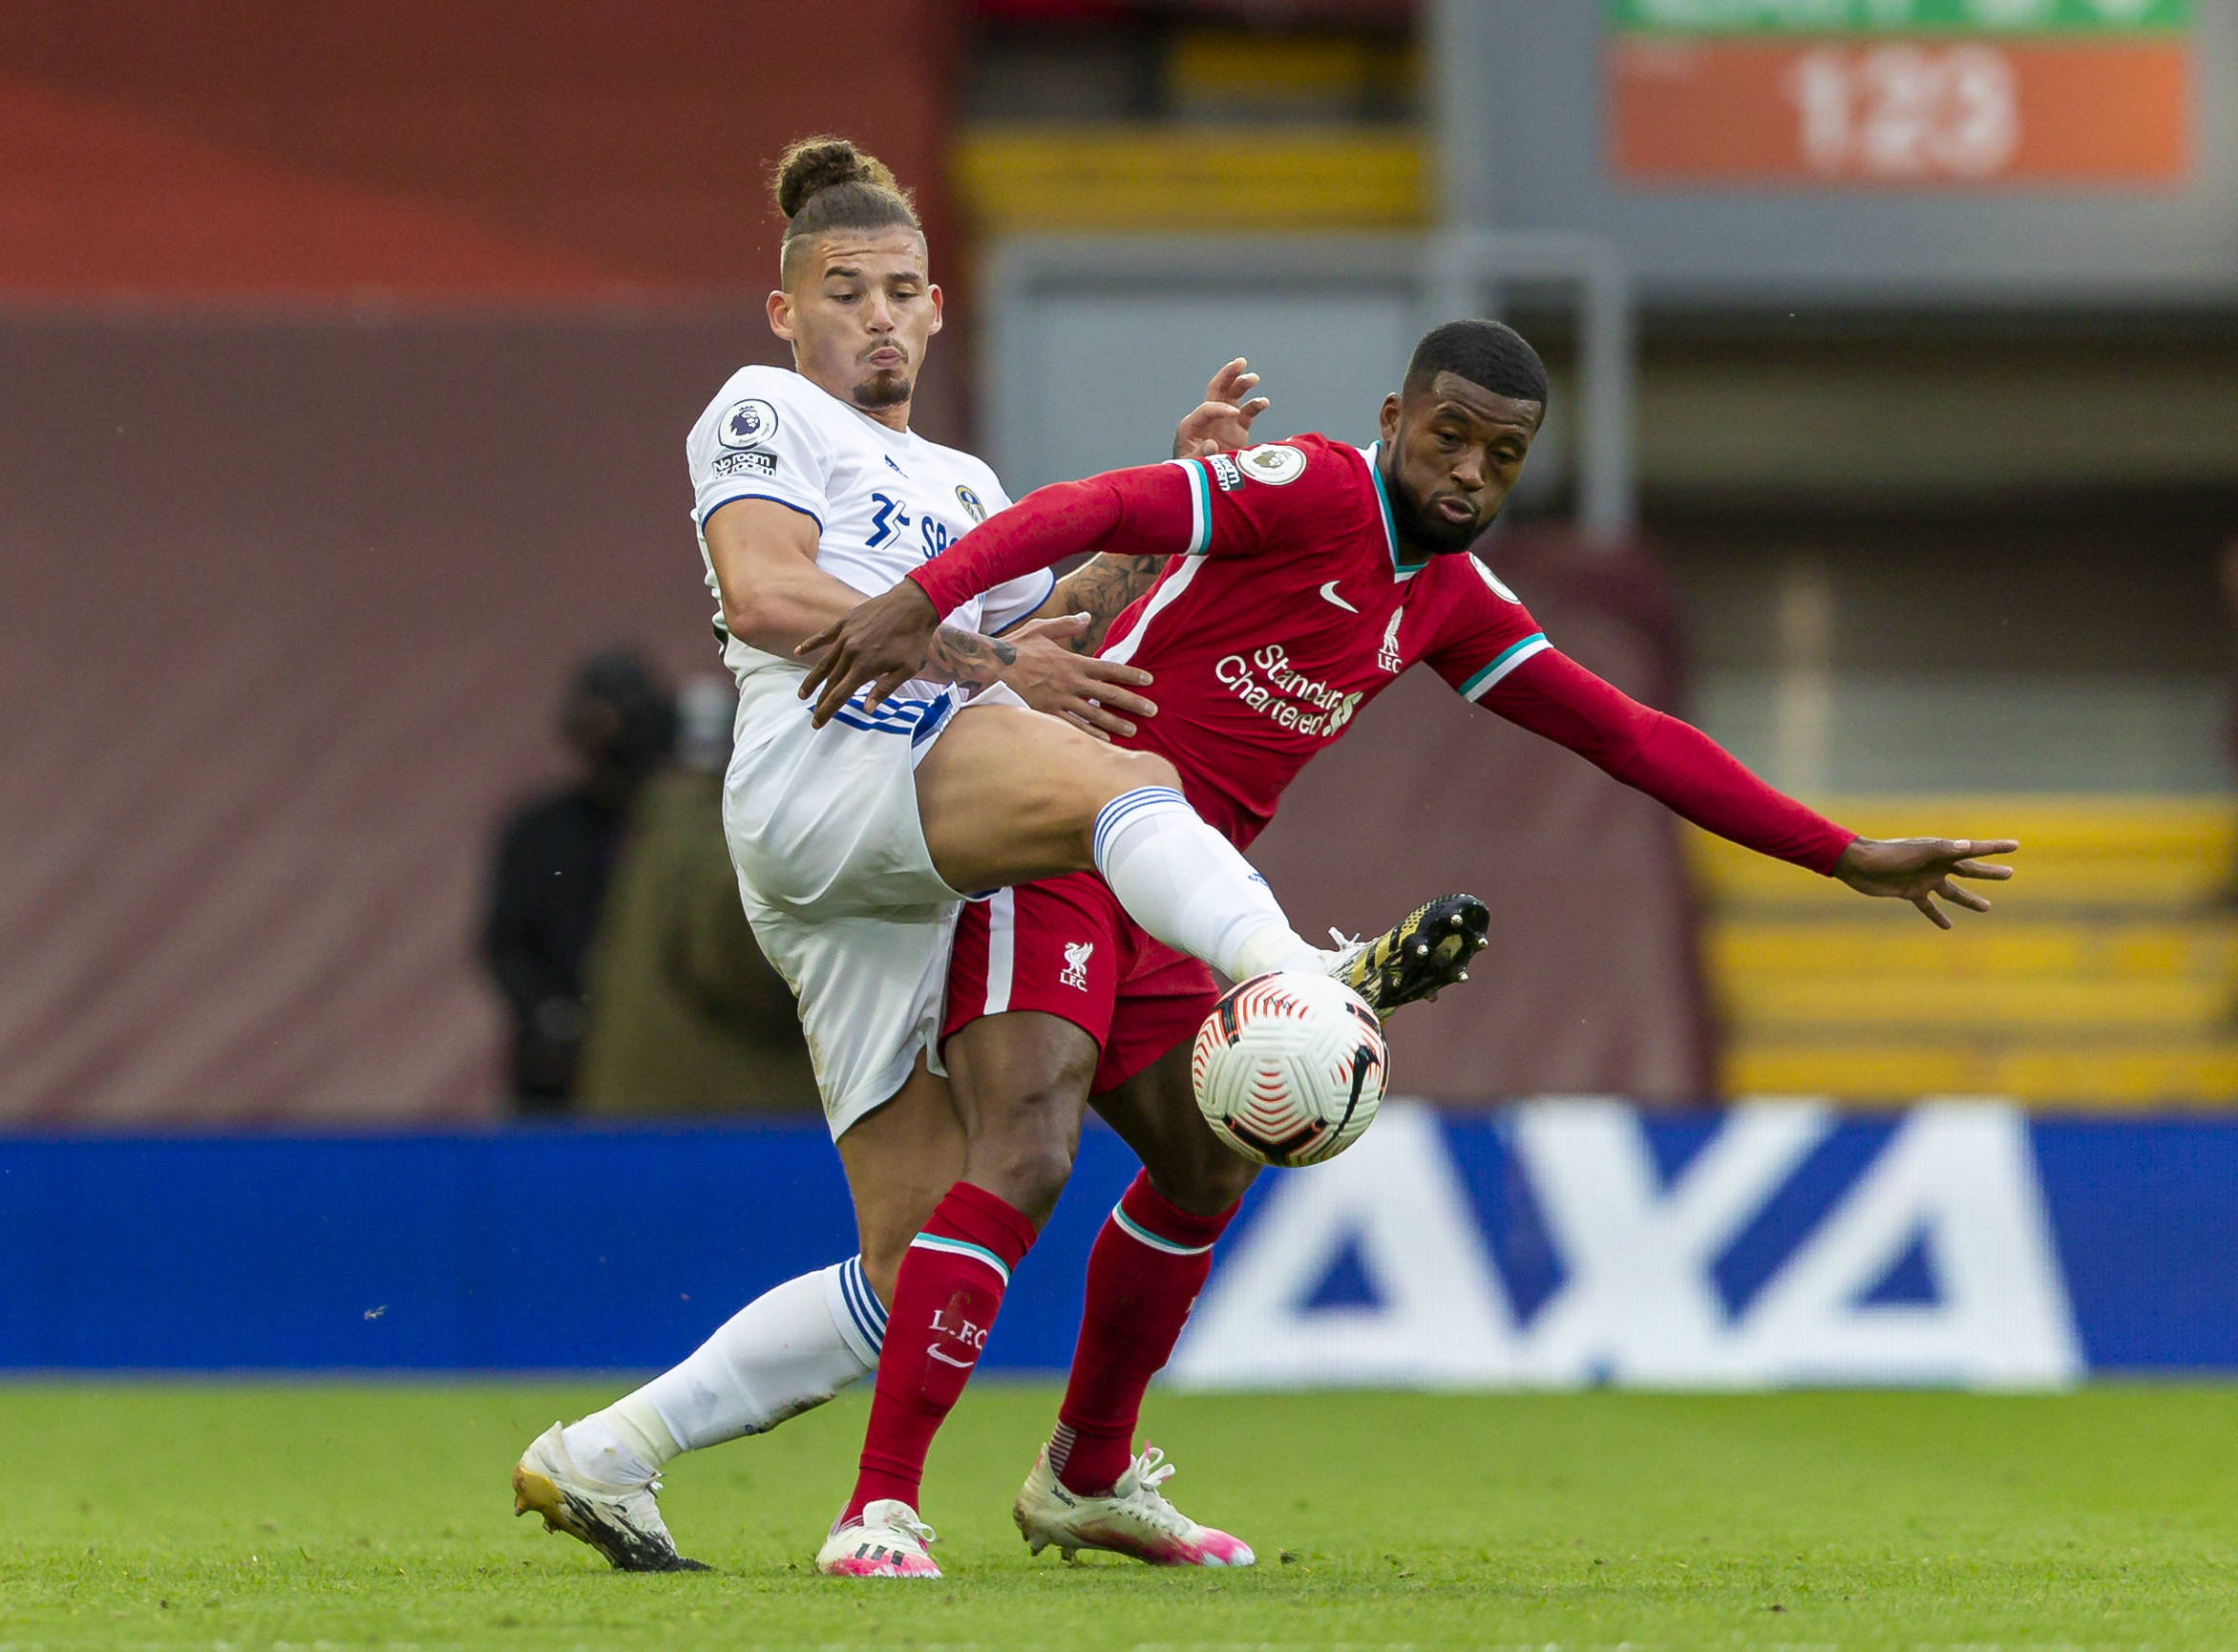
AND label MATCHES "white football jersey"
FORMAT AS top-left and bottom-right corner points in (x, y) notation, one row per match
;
(687, 364), (1052, 696)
